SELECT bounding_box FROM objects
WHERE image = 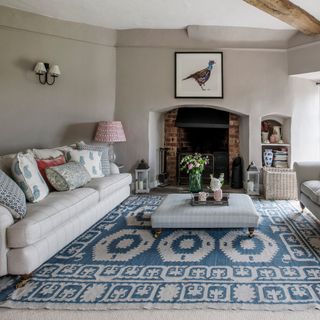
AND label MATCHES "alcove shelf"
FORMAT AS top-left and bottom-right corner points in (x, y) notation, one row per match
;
(261, 115), (292, 168)
(261, 143), (290, 147)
